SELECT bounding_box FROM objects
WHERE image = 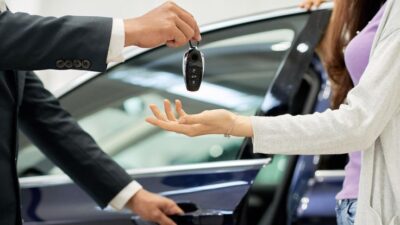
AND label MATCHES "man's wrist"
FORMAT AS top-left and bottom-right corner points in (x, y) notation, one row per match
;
(128, 188), (145, 206)
(109, 180), (143, 210)
(124, 18), (140, 47)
